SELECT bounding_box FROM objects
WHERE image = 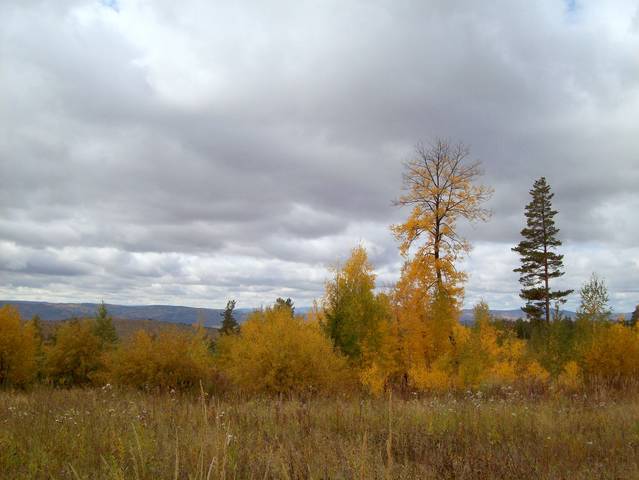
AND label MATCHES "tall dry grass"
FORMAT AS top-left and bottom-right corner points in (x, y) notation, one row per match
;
(1, 386), (639, 479)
